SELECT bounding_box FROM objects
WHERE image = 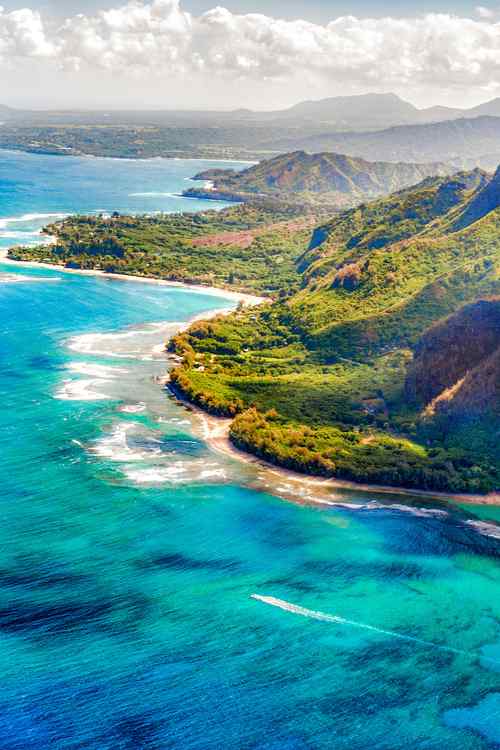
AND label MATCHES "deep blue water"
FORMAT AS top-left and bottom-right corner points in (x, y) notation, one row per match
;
(1, 150), (500, 749)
